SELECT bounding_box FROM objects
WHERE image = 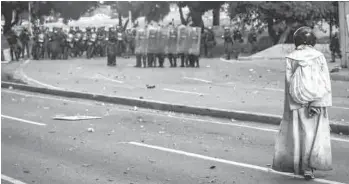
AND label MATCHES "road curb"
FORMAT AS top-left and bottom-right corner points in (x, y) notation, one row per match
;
(331, 73), (349, 82)
(2, 81), (348, 135)
(237, 56), (349, 82)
